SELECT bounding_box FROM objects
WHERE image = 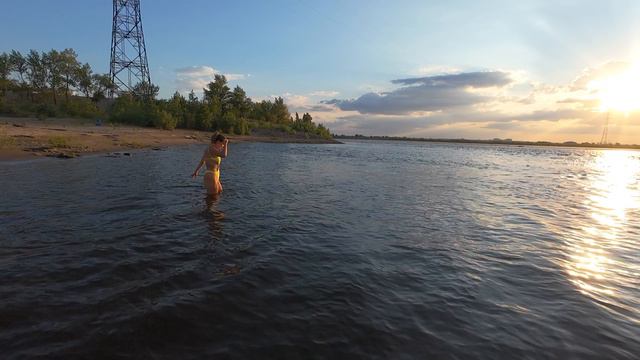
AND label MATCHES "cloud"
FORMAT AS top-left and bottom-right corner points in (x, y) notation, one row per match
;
(281, 93), (310, 108)
(390, 71), (512, 88)
(570, 61), (631, 91)
(175, 65), (247, 92)
(278, 92), (339, 113)
(507, 108), (592, 122)
(329, 114), (439, 135)
(556, 97), (599, 109)
(311, 61), (640, 143)
(416, 65), (461, 76)
(310, 90), (339, 97)
(325, 71), (513, 115)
